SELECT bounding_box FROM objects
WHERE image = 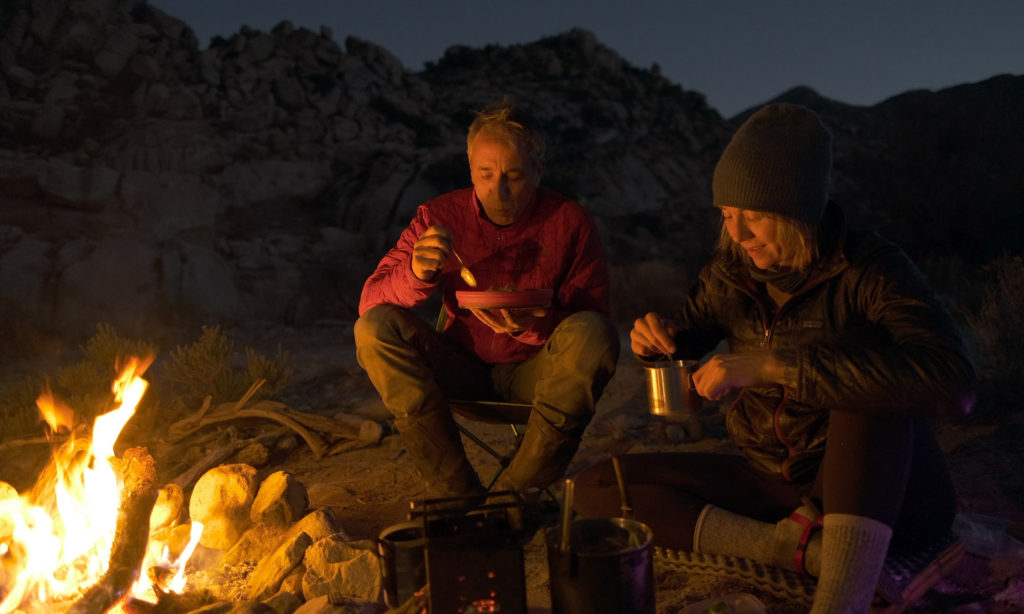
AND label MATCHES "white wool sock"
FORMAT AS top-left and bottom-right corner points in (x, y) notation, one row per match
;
(693, 504), (774, 556)
(693, 504), (823, 576)
(810, 513), (893, 614)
